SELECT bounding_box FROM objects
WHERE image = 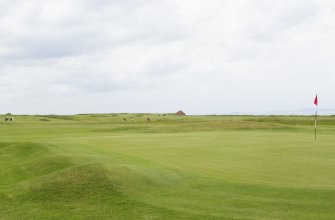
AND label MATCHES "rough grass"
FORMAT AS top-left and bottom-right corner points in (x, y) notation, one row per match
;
(1, 114), (335, 219)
